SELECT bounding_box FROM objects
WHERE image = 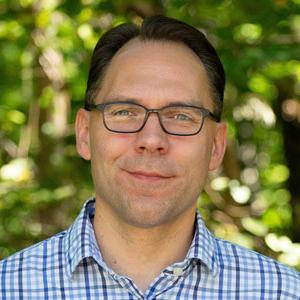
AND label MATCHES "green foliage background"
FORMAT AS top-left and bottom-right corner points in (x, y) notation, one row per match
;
(0, 0), (300, 270)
